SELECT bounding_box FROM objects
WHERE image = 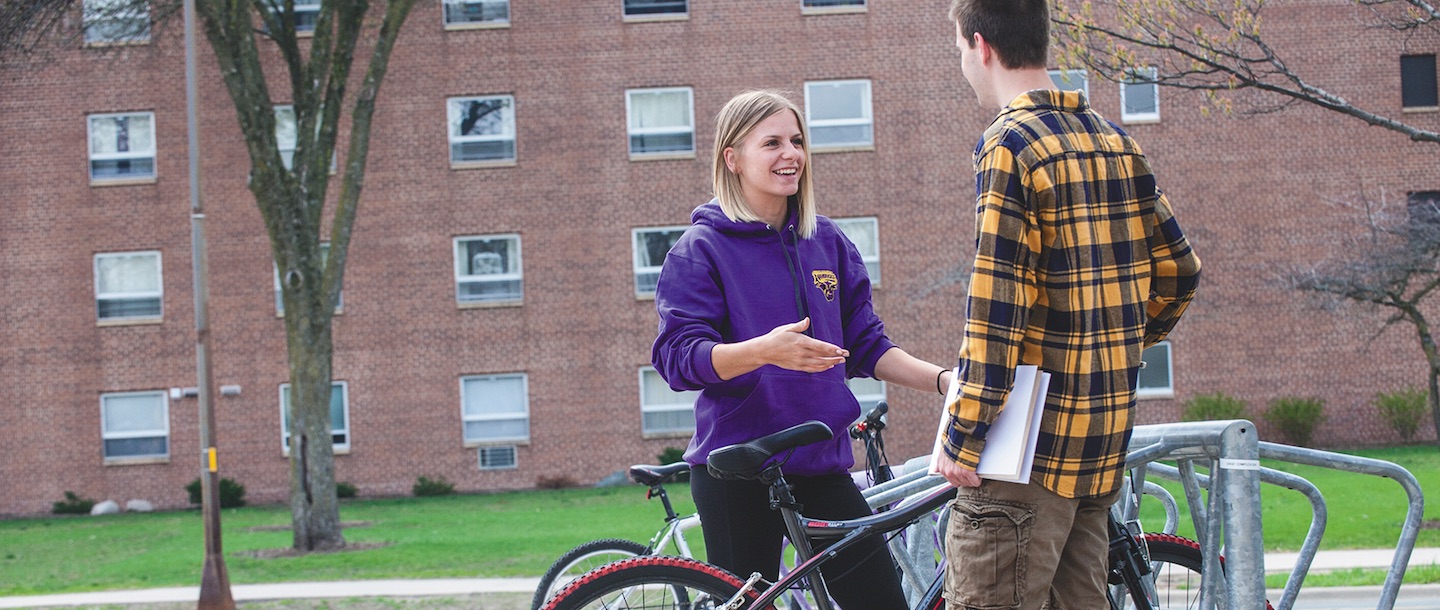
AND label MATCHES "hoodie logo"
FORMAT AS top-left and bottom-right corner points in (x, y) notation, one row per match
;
(812, 270), (838, 302)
